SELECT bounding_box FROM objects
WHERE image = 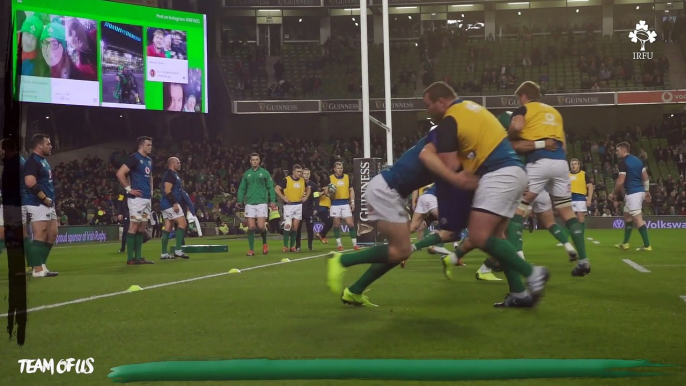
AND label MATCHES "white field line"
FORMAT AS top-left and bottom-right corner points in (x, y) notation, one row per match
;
(622, 259), (651, 273)
(0, 250), (339, 318)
